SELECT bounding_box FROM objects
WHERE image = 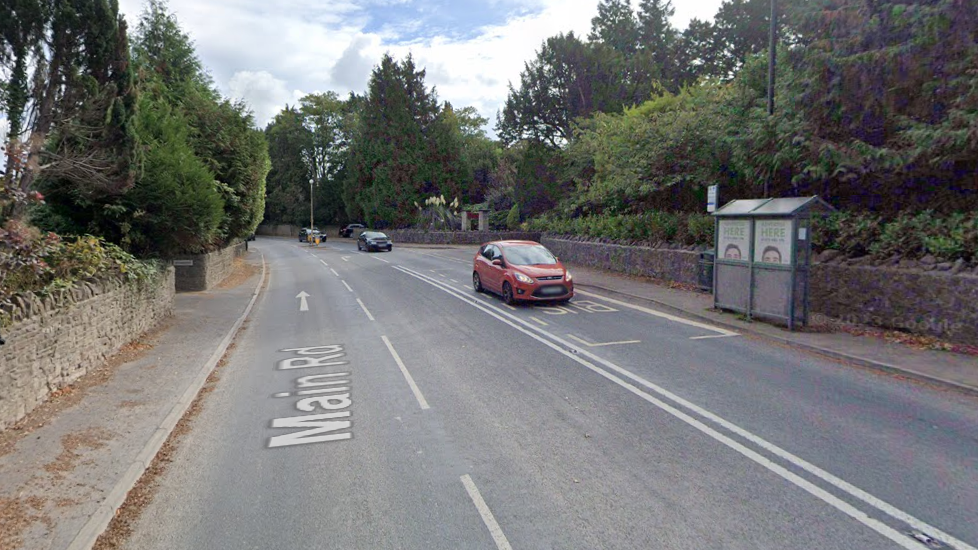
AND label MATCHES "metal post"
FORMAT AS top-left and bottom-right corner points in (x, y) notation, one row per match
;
(764, 0), (777, 198)
(746, 218), (756, 321)
(309, 179), (314, 232)
(767, 0), (777, 117)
